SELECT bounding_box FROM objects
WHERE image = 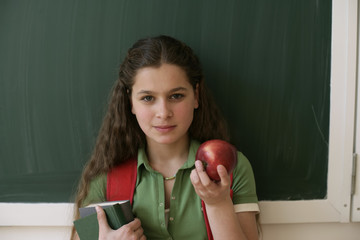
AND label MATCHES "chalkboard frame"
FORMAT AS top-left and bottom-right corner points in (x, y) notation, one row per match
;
(0, 0), (357, 226)
(0, 0), (333, 203)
